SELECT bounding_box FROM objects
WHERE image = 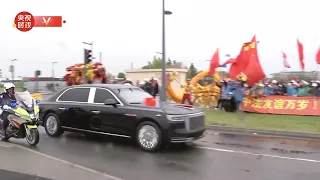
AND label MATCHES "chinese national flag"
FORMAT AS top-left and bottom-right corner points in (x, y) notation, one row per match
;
(316, 48), (320, 64)
(209, 48), (220, 75)
(229, 35), (257, 78)
(297, 39), (305, 71)
(229, 35), (266, 85)
(243, 53), (266, 86)
(34, 16), (63, 27)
